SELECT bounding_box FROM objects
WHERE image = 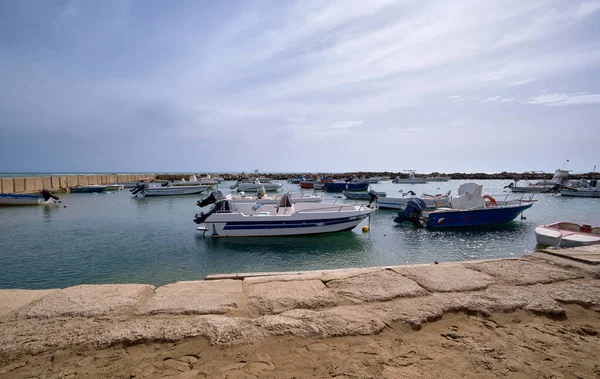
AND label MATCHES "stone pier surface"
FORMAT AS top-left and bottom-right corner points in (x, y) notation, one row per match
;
(1, 253), (600, 365)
